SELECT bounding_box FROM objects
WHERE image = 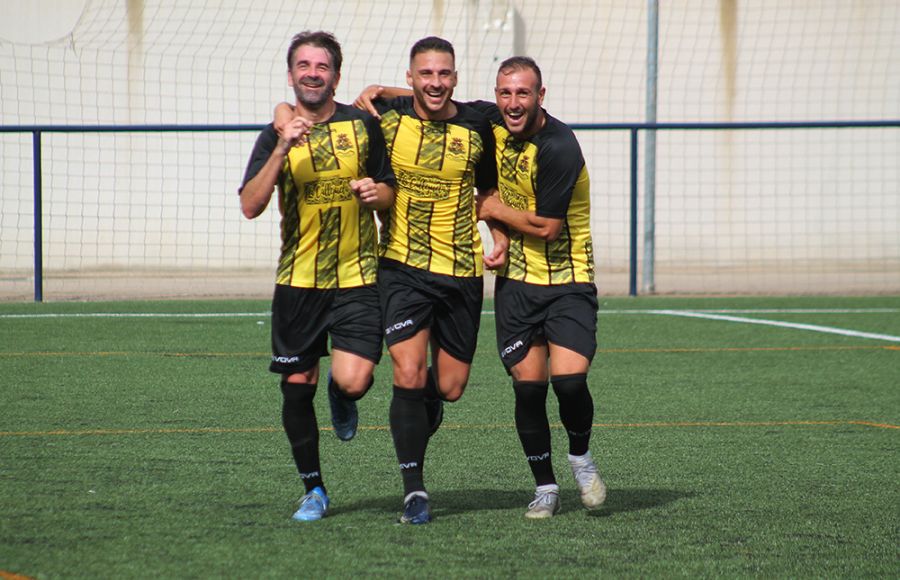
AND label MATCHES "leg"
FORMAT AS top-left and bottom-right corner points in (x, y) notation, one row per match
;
(282, 369), (323, 493)
(329, 349), (376, 399)
(510, 343), (561, 519)
(548, 344), (592, 456)
(325, 350), (375, 441)
(548, 344), (605, 509)
(268, 284), (333, 521)
(327, 284), (383, 440)
(429, 341), (473, 402)
(390, 329), (430, 388)
(387, 330), (433, 524)
(423, 273), (482, 434)
(421, 343), (473, 437)
(282, 369), (331, 521)
(510, 343), (554, 486)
